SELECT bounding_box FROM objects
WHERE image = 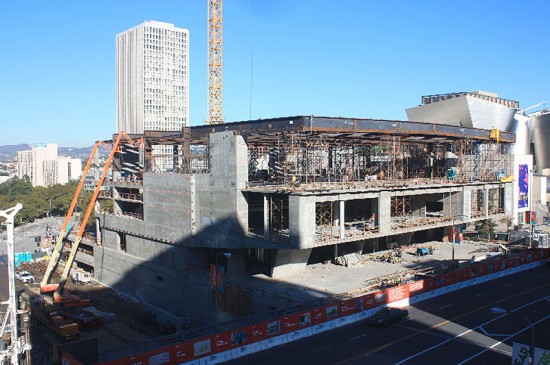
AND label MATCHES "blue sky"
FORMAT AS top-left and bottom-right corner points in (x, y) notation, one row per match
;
(1, 0), (549, 147)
